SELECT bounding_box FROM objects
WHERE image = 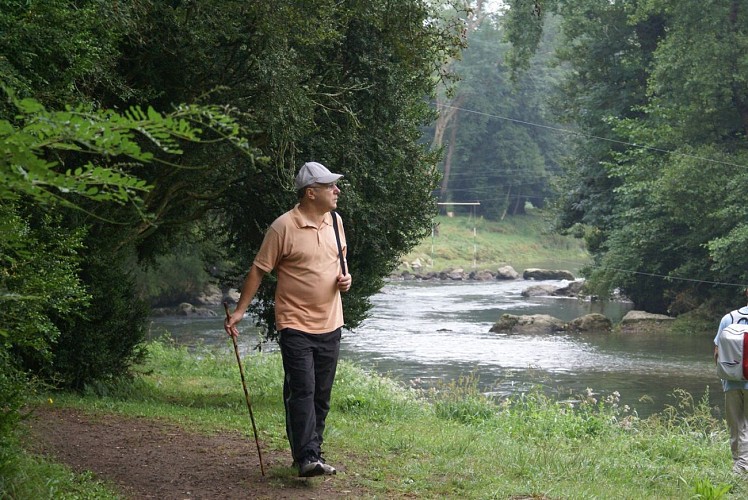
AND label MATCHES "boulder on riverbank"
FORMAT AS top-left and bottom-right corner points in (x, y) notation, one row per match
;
(194, 286), (240, 306)
(567, 313), (612, 333)
(469, 270), (496, 281)
(523, 268), (576, 281)
(496, 265), (520, 280)
(388, 264), (539, 282)
(619, 310), (675, 334)
(521, 284), (558, 297)
(176, 303), (217, 317)
(521, 280), (586, 298)
(489, 310), (674, 336)
(391, 266), (578, 282)
(489, 312), (613, 334)
(441, 268), (466, 280)
(489, 314), (566, 335)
